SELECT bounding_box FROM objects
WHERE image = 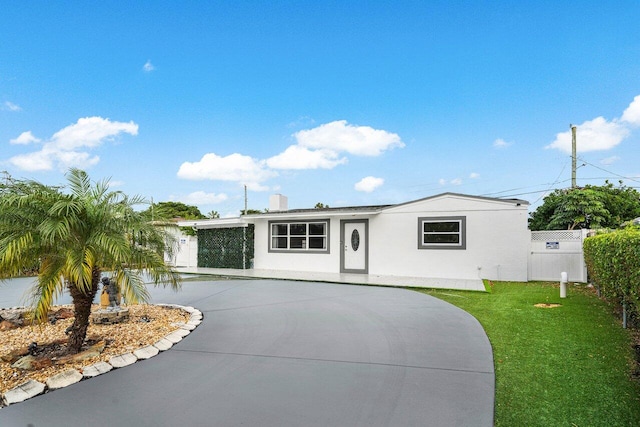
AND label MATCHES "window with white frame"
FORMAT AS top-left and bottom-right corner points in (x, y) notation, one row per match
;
(269, 220), (329, 252)
(418, 216), (466, 249)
